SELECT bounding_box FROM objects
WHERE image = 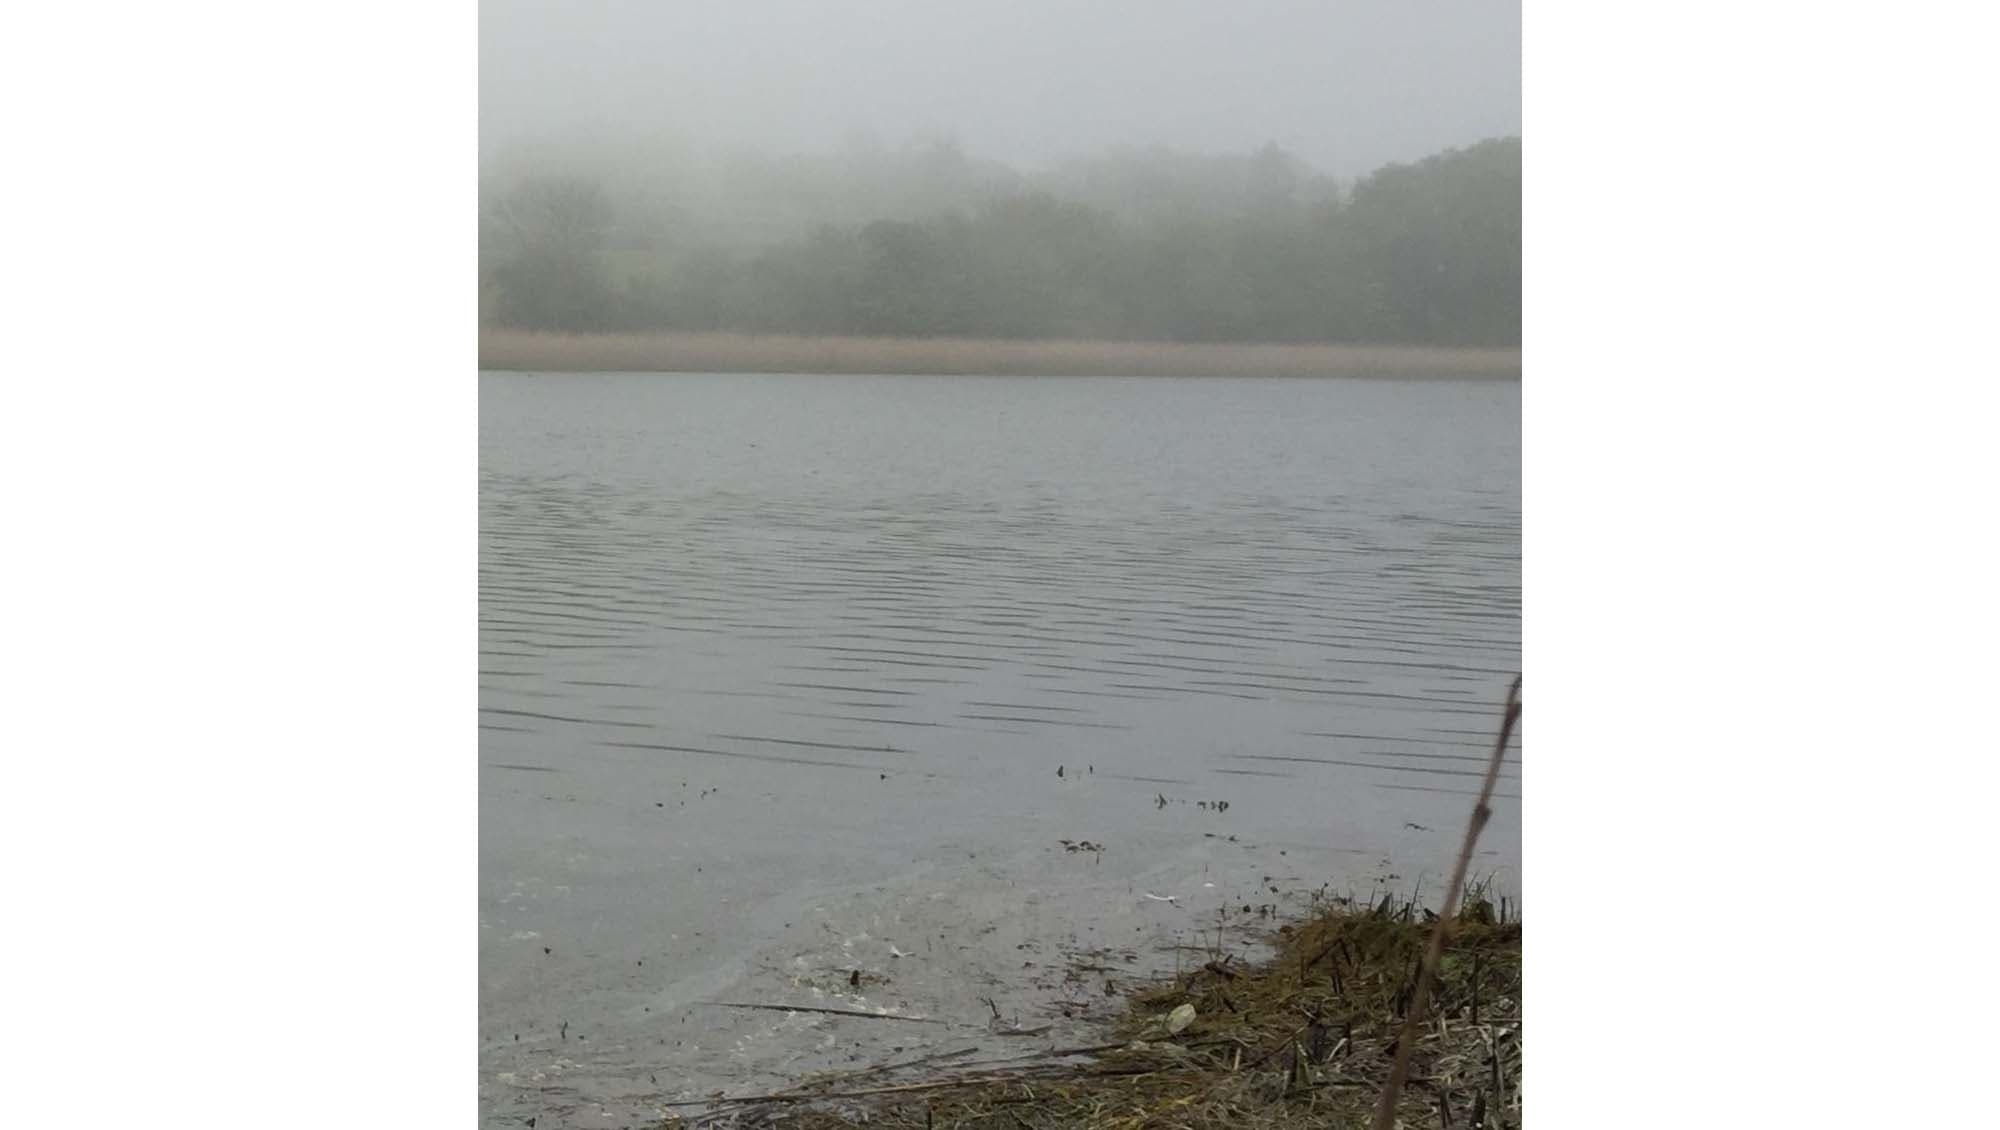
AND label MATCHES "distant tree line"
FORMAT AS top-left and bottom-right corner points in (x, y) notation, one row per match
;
(480, 137), (1518, 346)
